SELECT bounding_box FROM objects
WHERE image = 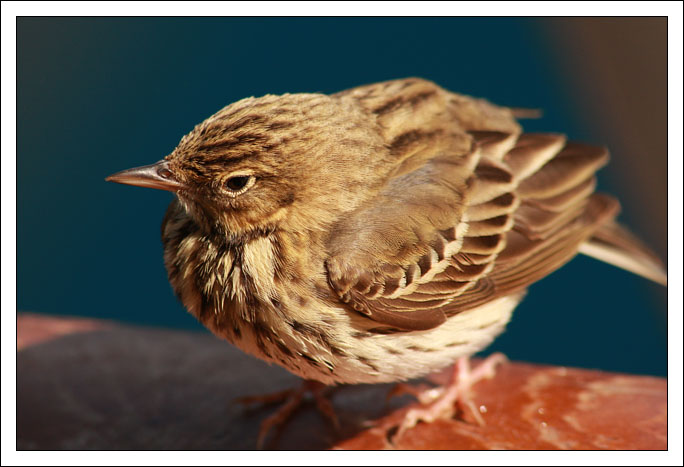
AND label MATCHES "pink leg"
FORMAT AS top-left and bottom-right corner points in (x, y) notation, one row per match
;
(236, 380), (339, 449)
(394, 353), (508, 440)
